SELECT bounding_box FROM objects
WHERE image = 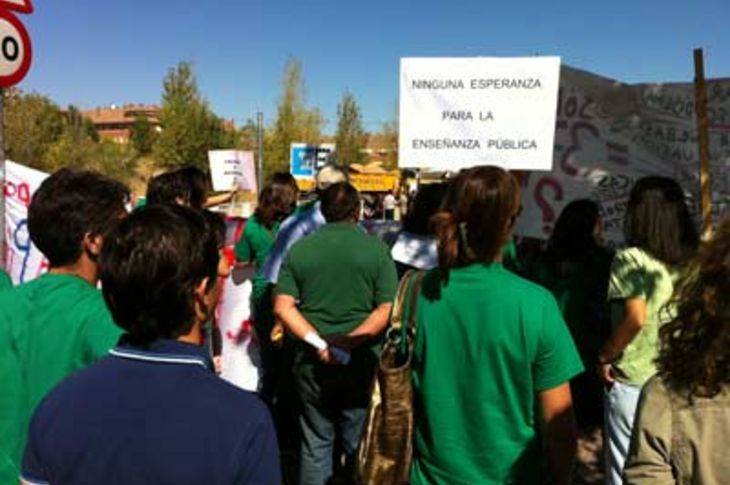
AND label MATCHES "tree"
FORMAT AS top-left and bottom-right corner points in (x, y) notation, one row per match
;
(153, 61), (228, 170)
(267, 58), (324, 179)
(378, 103), (399, 170)
(4, 90), (65, 168)
(130, 117), (157, 155)
(334, 91), (368, 165)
